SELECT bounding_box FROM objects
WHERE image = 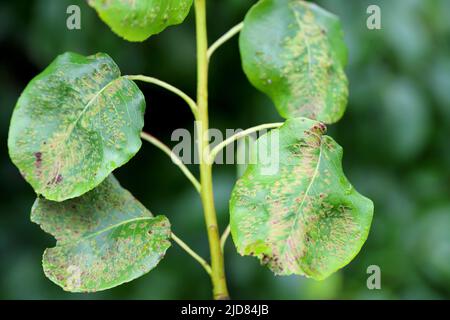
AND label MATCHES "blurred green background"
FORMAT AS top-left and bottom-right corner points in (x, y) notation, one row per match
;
(1, 0), (449, 299)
